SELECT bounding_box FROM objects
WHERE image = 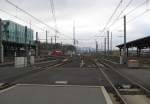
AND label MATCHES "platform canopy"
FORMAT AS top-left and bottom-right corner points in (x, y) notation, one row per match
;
(116, 36), (150, 49)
